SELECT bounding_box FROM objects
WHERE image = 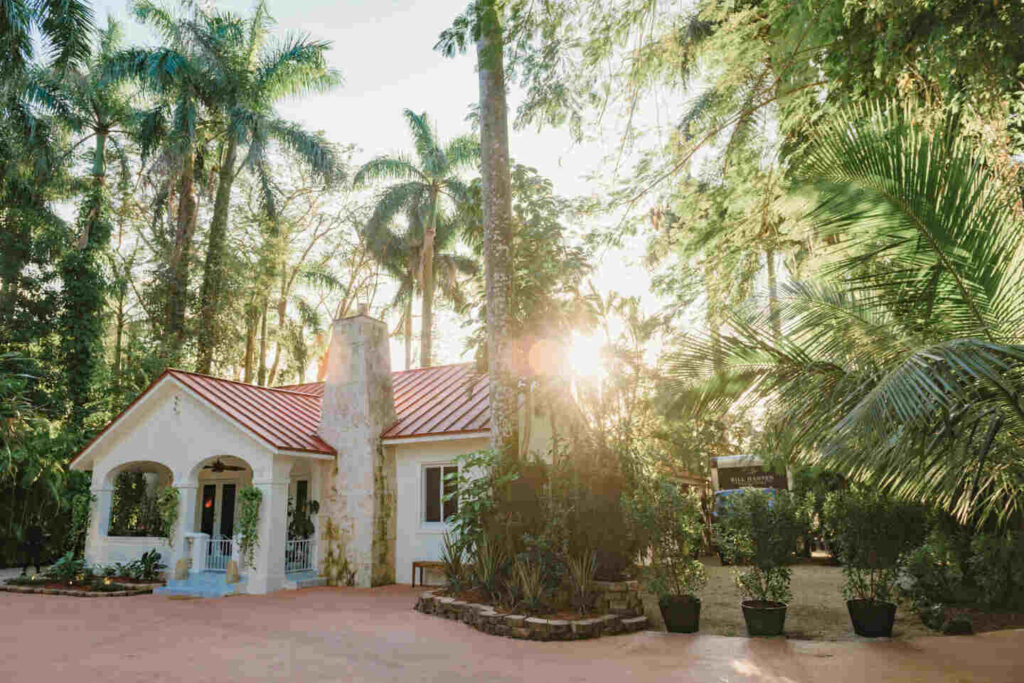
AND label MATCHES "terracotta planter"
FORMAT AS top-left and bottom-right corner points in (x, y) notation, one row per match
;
(741, 600), (787, 636)
(658, 595), (701, 633)
(847, 599), (896, 638)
